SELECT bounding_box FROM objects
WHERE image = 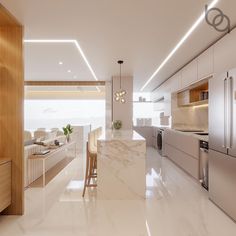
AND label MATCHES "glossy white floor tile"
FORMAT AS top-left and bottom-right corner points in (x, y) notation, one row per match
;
(0, 147), (236, 236)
